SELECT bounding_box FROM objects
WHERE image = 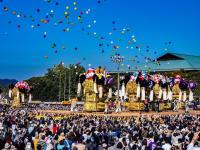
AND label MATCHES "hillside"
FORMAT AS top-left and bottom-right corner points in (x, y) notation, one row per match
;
(0, 79), (18, 87)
